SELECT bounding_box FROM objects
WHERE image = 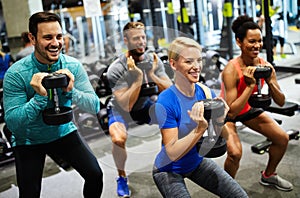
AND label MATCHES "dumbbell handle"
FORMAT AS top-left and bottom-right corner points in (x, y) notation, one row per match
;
(143, 69), (150, 88)
(207, 120), (216, 143)
(257, 79), (262, 95)
(53, 88), (60, 113)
